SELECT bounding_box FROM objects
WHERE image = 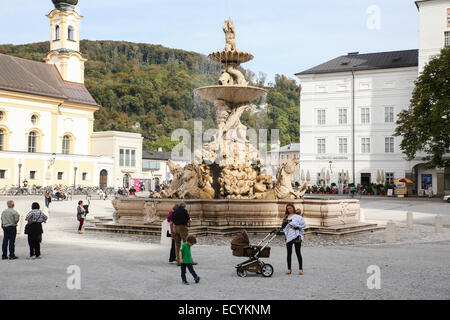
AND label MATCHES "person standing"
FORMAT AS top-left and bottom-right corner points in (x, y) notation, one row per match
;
(1, 200), (20, 260)
(179, 235), (200, 285)
(44, 189), (52, 209)
(282, 203), (306, 275)
(167, 204), (178, 264)
(25, 202), (48, 260)
(77, 200), (86, 234)
(172, 203), (191, 266)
